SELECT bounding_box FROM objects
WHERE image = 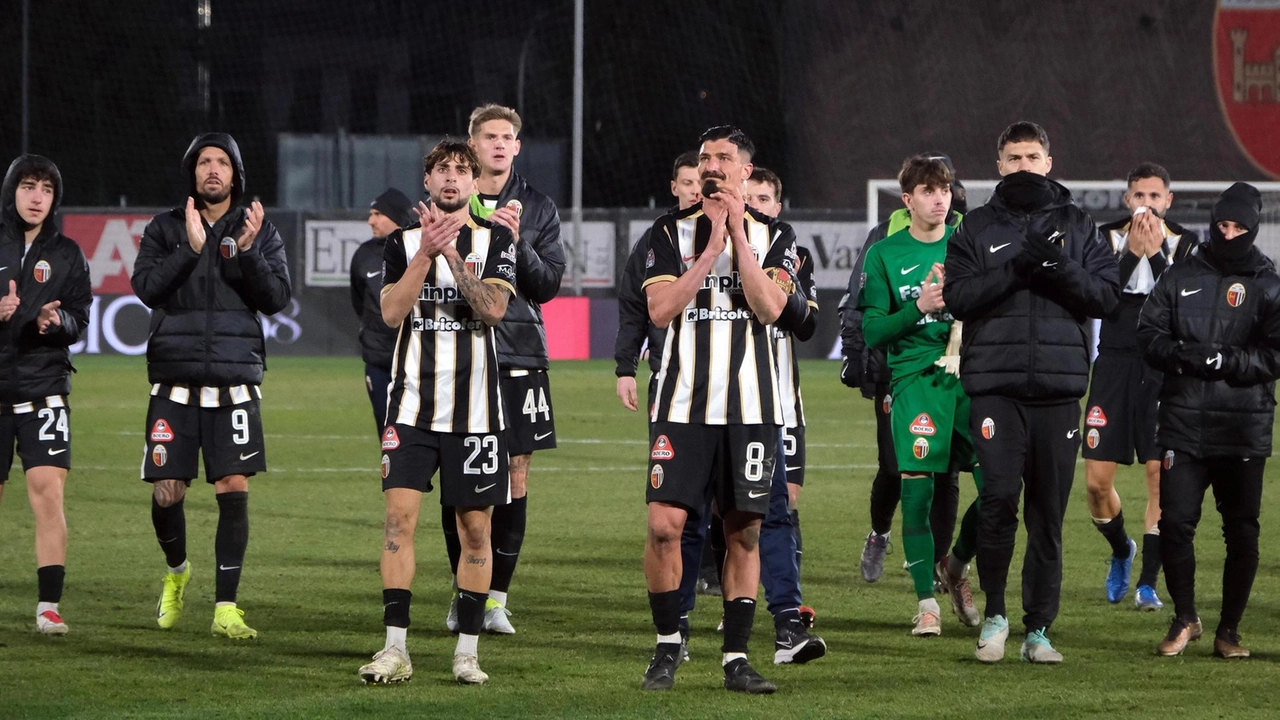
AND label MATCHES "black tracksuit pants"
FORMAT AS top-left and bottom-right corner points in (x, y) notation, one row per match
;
(1159, 452), (1264, 635)
(971, 396), (1080, 633)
